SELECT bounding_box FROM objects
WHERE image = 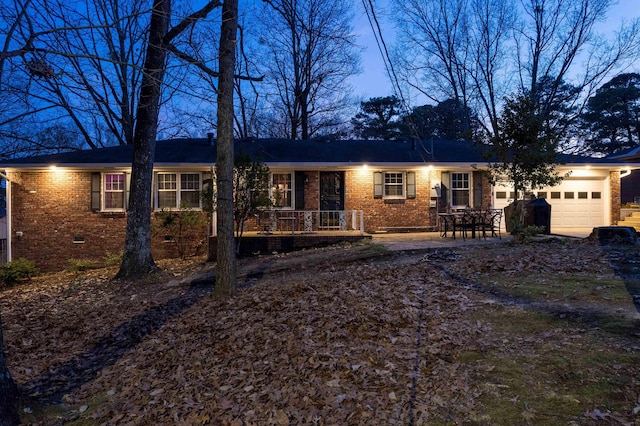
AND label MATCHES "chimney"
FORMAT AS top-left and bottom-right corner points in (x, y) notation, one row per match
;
(207, 132), (214, 146)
